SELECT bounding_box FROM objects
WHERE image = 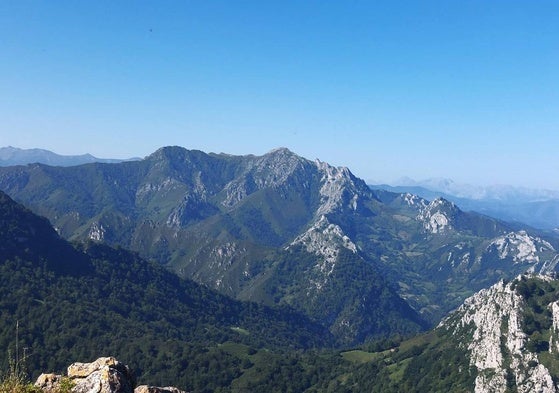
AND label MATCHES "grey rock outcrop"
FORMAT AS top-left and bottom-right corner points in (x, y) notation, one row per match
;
(68, 357), (134, 393)
(134, 386), (186, 393)
(35, 373), (64, 392)
(35, 357), (185, 393)
(440, 276), (558, 393)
